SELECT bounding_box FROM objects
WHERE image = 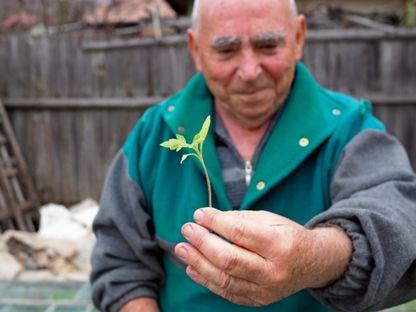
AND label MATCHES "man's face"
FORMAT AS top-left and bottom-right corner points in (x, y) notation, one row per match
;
(188, 0), (306, 129)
